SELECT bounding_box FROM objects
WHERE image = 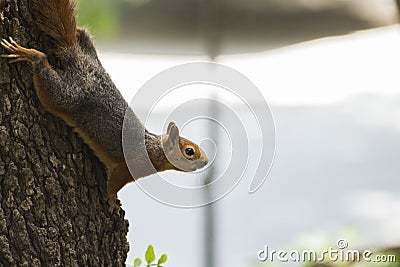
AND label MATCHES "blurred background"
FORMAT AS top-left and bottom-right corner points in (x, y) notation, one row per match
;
(77, 0), (400, 266)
